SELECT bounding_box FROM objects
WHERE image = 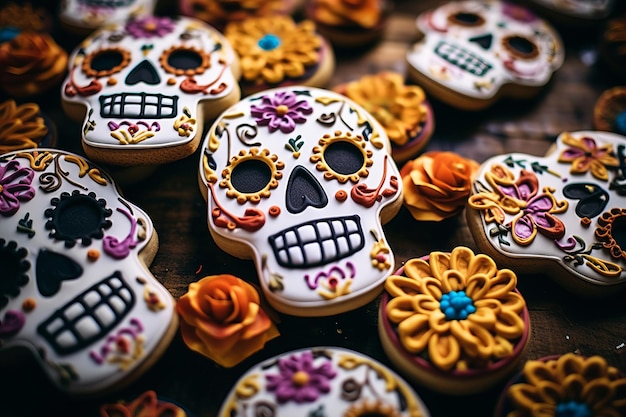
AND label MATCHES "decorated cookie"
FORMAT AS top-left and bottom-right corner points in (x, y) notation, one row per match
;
(224, 15), (334, 97)
(177, 274), (280, 367)
(218, 346), (431, 417)
(594, 86), (626, 135)
(59, 0), (157, 34)
(179, 0), (298, 30)
(61, 15), (241, 167)
(495, 353), (626, 416)
(401, 151), (479, 221)
(599, 15), (626, 80)
(0, 31), (67, 98)
(198, 86), (403, 317)
(406, 0), (564, 111)
(519, 0), (615, 25)
(100, 390), (192, 417)
(378, 247), (530, 395)
(306, 0), (389, 48)
(0, 2), (52, 42)
(0, 148), (178, 395)
(0, 99), (56, 154)
(467, 130), (626, 296)
(333, 72), (435, 163)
